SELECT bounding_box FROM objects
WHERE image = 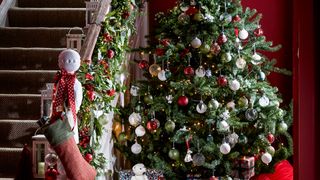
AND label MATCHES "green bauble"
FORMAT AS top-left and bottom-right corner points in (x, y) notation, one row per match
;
(238, 96), (249, 108)
(118, 132), (126, 142)
(165, 120), (176, 132)
(135, 101), (143, 112)
(208, 99), (219, 109)
(144, 94), (153, 105)
(221, 52), (232, 63)
(193, 12), (204, 21)
(277, 121), (288, 132)
(165, 70), (172, 79)
(200, 44), (210, 54)
(266, 146), (275, 155)
(238, 133), (248, 144)
(168, 148), (180, 160)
